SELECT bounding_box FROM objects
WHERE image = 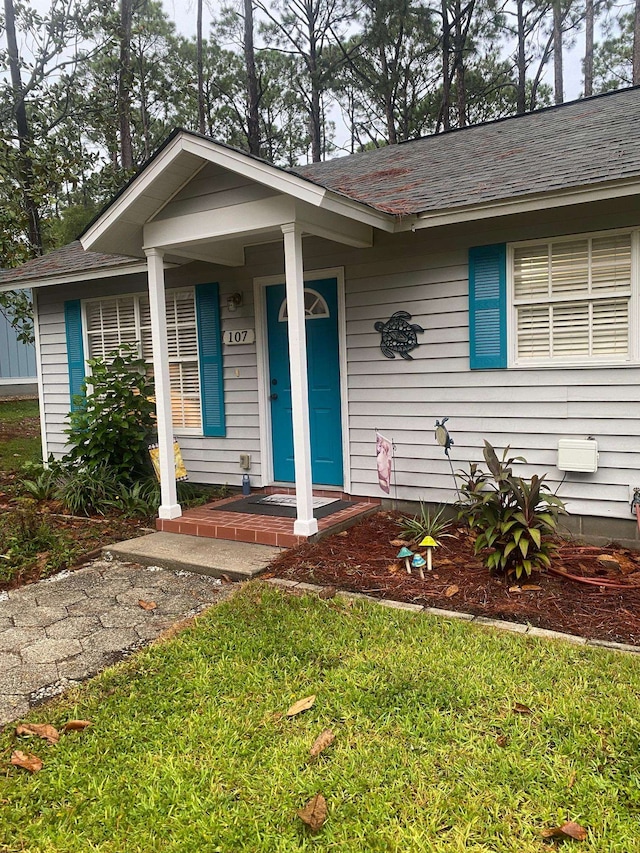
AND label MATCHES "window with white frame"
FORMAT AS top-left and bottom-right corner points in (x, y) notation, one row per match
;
(510, 230), (637, 366)
(84, 289), (201, 432)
